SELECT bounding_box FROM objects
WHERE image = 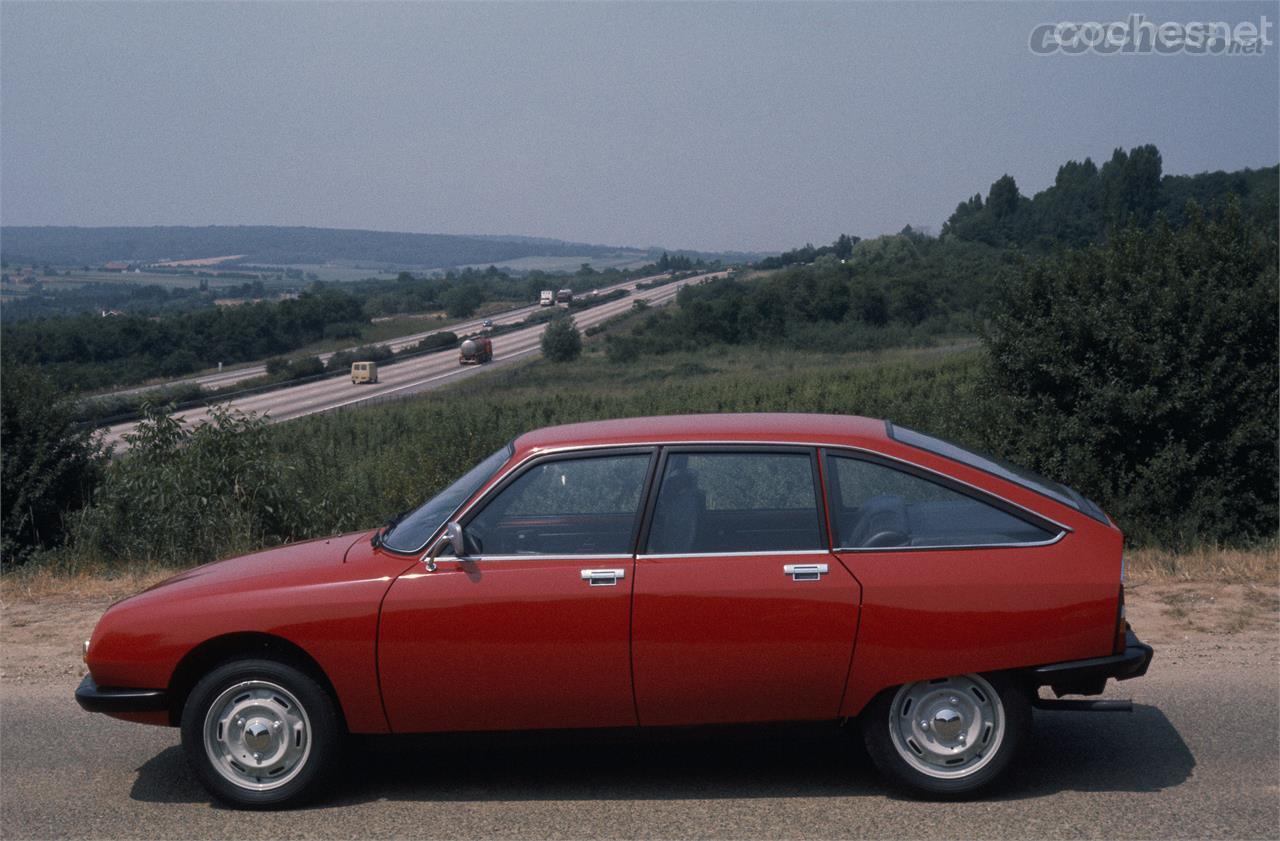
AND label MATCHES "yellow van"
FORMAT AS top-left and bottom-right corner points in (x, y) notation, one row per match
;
(350, 361), (378, 384)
